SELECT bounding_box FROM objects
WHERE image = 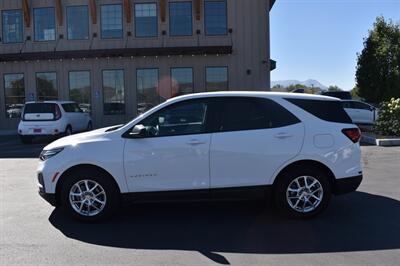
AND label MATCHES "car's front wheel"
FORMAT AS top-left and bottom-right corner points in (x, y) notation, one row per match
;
(274, 167), (331, 218)
(60, 169), (120, 222)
